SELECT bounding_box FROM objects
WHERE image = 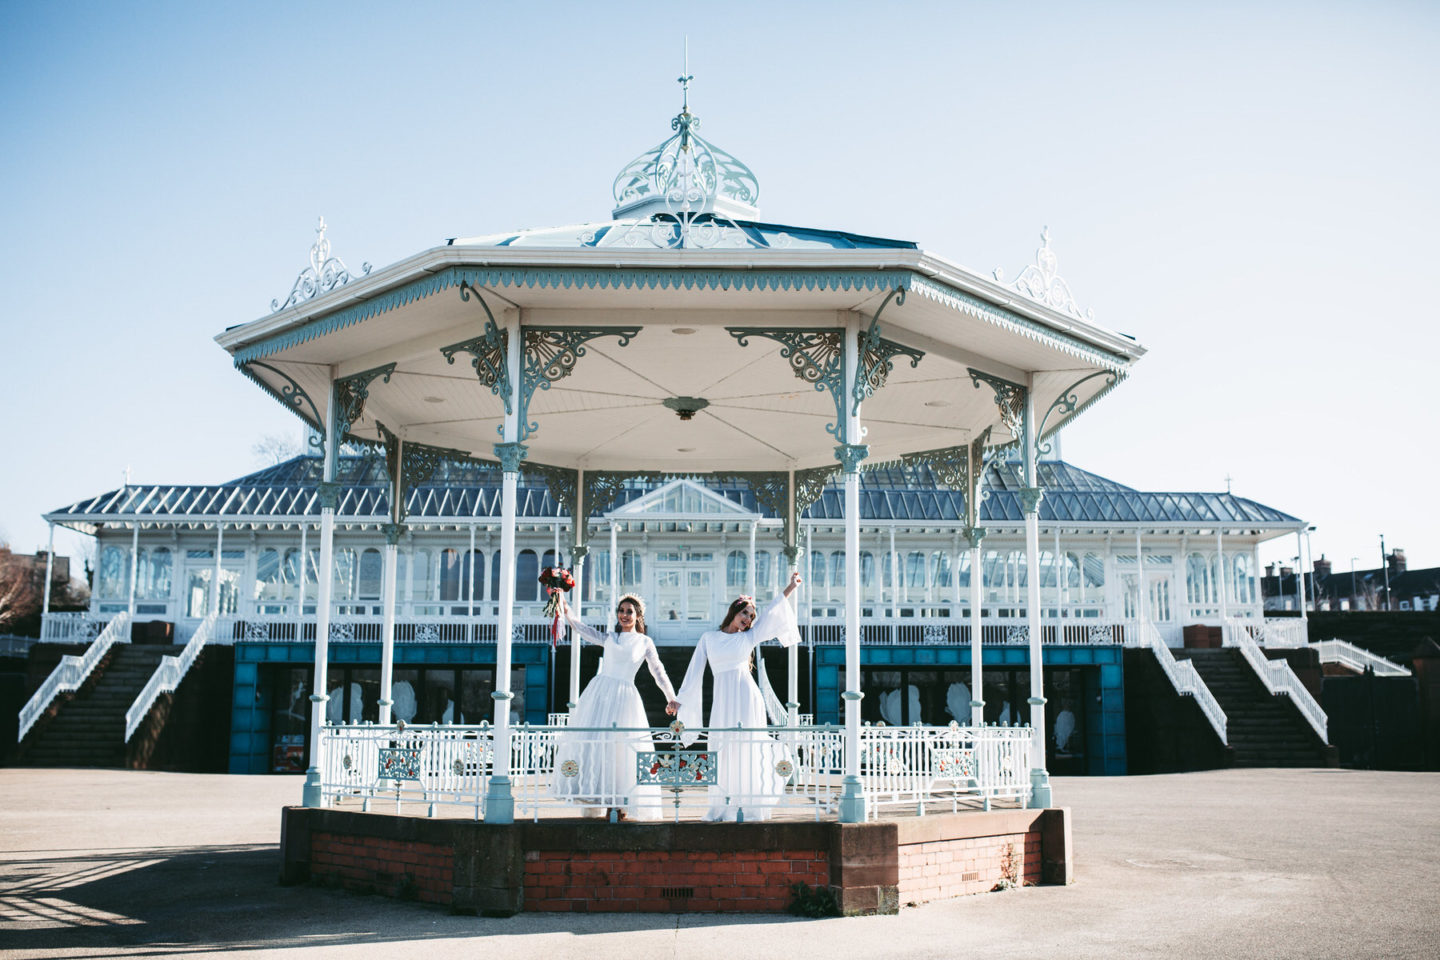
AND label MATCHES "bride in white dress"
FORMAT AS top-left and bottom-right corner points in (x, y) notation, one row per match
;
(550, 594), (679, 820)
(675, 571), (802, 822)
